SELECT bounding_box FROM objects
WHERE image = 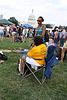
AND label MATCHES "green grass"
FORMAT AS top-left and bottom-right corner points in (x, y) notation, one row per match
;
(0, 37), (67, 100)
